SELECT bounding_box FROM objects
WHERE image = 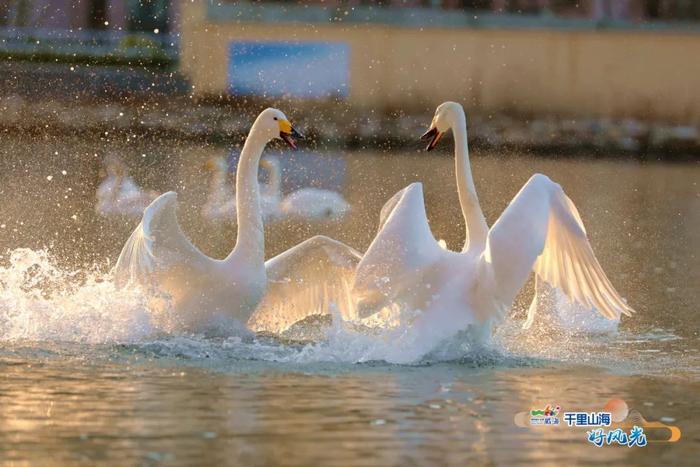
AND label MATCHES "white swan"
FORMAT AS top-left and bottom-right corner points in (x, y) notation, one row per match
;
(201, 156), (236, 222)
(258, 157), (284, 220)
(201, 156), (284, 224)
(96, 154), (159, 218)
(281, 188), (350, 221)
(352, 102), (634, 346)
(113, 108), (357, 332)
(260, 156), (350, 221)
